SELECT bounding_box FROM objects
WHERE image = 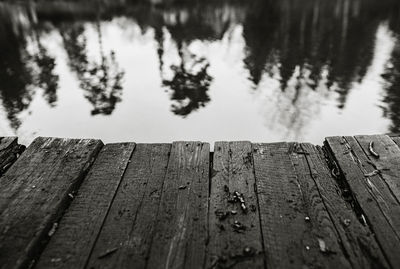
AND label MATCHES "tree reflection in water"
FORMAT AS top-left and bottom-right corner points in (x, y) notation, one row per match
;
(382, 17), (400, 133)
(162, 45), (212, 116)
(1, 0), (400, 137)
(60, 21), (124, 115)
(33, 30), (59, 107)
(0, 4), (59, 129)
